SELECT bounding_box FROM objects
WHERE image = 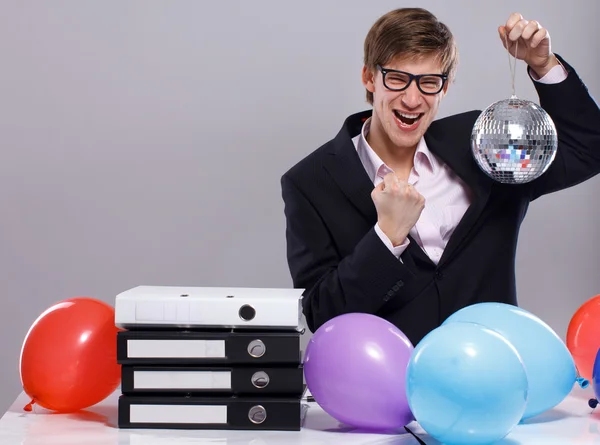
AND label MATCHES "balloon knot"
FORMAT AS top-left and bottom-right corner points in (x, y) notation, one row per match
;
(23, 399), (35, 412)
(577, 377), (590, 388)
(589, 398), (598, 409)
